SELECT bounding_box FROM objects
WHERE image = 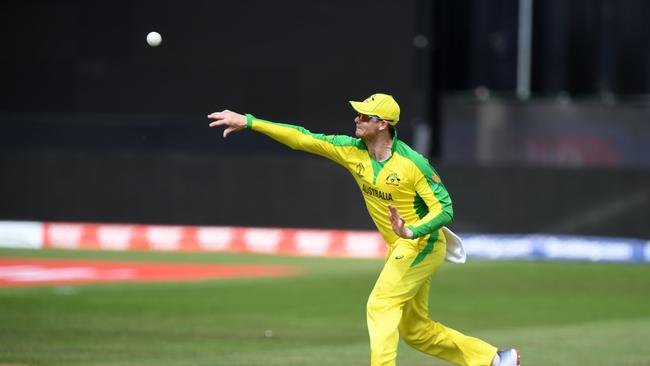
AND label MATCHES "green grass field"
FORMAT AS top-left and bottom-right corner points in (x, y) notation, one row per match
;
(1, 248), (650, 366)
